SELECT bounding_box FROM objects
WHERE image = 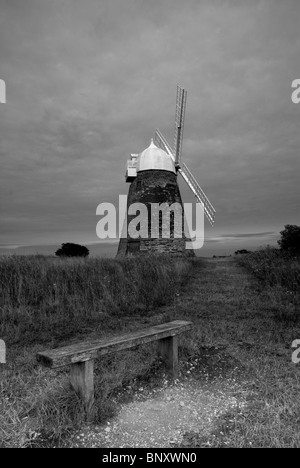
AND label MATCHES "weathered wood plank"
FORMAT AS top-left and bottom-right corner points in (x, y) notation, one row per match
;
(158, 335), (179, 380)
(70, 359), (94, 418)
(37, 320), (192, 368)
